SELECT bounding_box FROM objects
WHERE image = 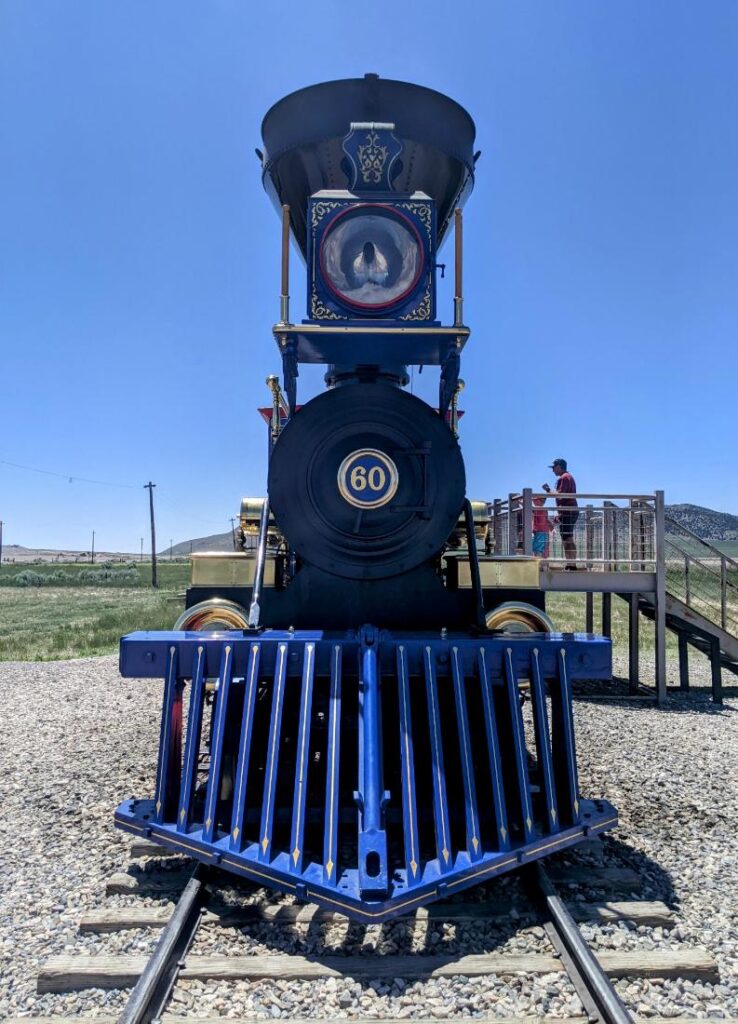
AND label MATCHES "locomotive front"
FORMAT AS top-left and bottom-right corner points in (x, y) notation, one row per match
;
(115, 75), (617, 922)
